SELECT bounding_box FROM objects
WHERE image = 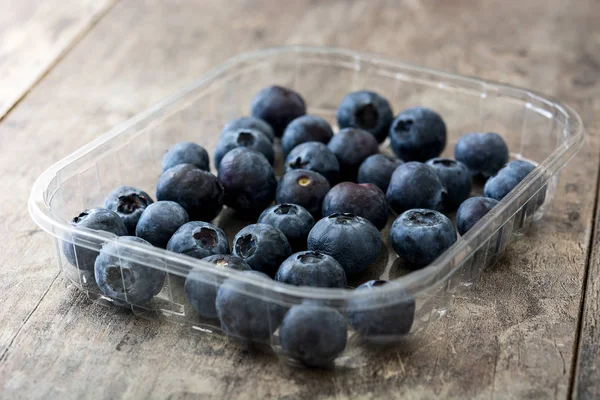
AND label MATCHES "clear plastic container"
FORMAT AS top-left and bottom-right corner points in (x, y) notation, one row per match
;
(28, 46), (584, 367)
